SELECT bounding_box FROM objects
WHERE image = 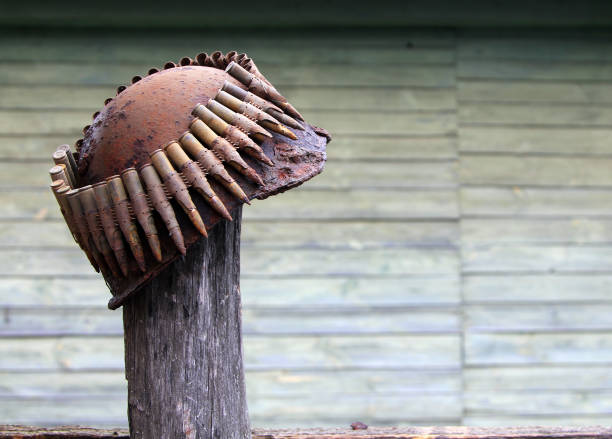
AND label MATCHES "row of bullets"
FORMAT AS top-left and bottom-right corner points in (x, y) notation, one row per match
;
(51, 78), (303, 278)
